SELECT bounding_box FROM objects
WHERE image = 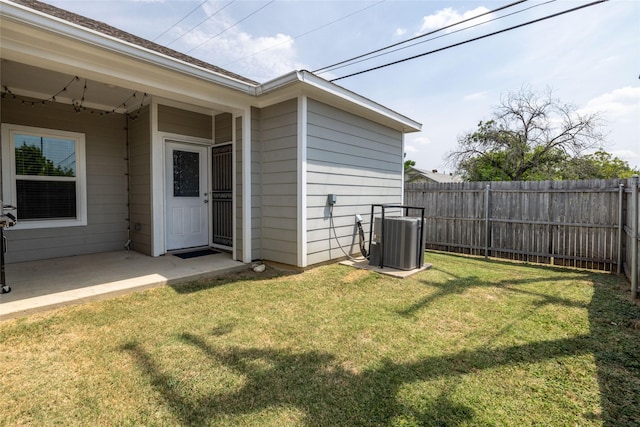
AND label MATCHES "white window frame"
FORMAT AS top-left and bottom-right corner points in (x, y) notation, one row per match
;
(1, 123), (87, 229)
